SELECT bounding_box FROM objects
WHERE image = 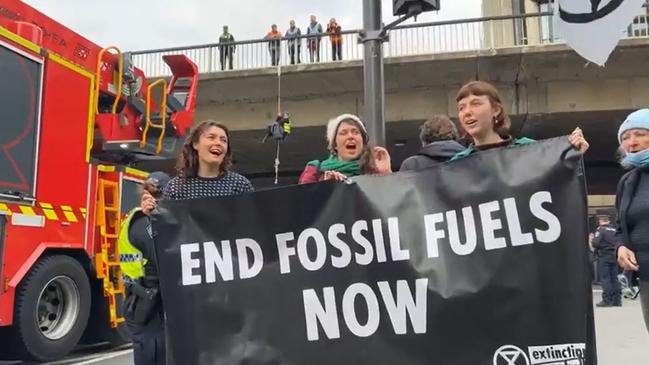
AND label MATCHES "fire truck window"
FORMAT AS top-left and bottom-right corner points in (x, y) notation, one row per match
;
(0, 45), (41, 199)
(121, 179), (142, 214)
(0, 216), (6, 279)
